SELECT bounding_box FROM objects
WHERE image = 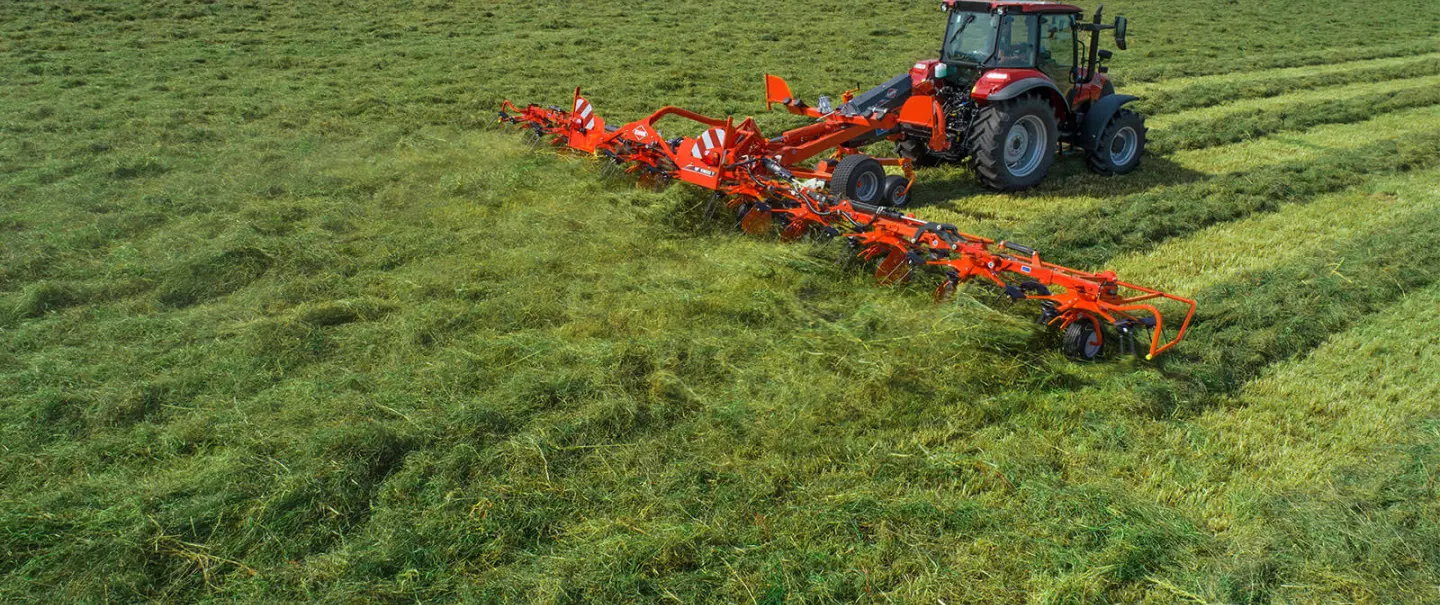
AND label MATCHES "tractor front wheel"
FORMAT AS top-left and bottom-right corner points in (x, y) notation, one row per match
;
(967, 95), (1058, 192)
(1087, 109), (1146, 176)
